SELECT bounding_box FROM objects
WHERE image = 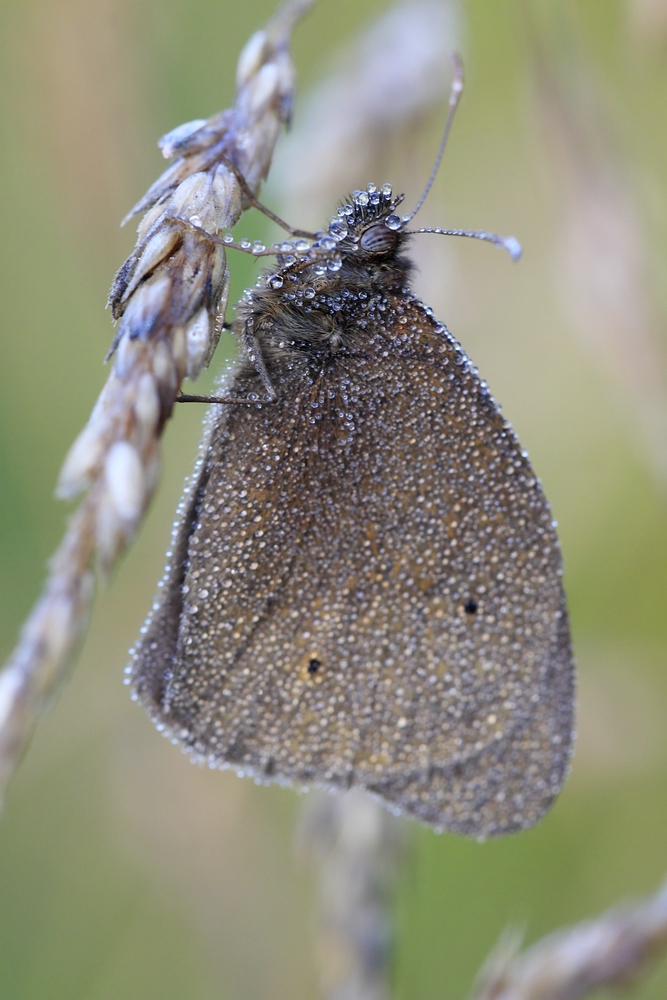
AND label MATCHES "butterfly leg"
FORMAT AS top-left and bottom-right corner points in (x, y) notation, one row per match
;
(242, 314), (277, 401)
(216, 153), (316, 239)
(177, 316), (276, 405)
